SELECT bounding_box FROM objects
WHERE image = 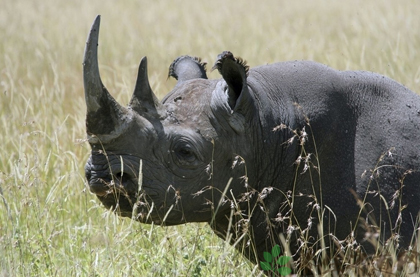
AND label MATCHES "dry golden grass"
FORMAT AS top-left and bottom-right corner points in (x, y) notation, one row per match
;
(1, 0), (419, 276)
